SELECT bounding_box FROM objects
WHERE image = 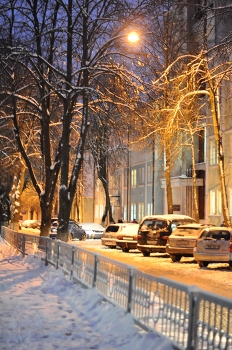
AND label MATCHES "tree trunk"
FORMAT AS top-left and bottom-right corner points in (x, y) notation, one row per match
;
(10, 164), (25, 230)
(57, 0), (90, 241)
(100, 179), (114, 224)
(190, 130), (199, 222)
(165, 144), (173, 214)
(210, 88), (230, 226)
